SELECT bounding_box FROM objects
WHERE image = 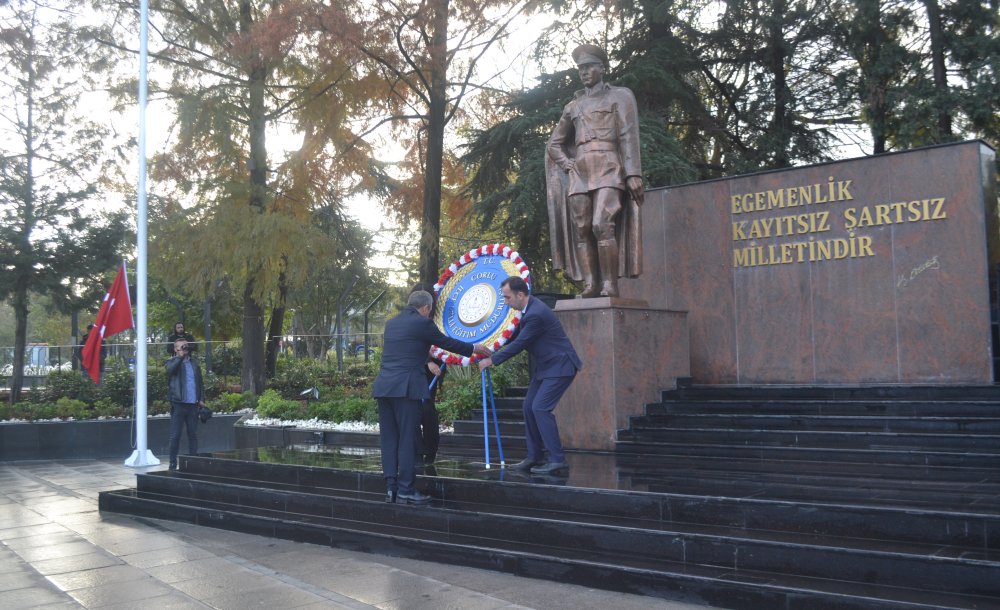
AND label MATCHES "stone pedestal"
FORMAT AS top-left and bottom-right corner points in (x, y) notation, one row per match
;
(554, 297), (690, 451)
